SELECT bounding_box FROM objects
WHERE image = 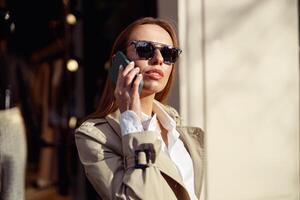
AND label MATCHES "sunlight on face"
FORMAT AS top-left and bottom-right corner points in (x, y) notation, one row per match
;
(126, 24), (174, 97)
